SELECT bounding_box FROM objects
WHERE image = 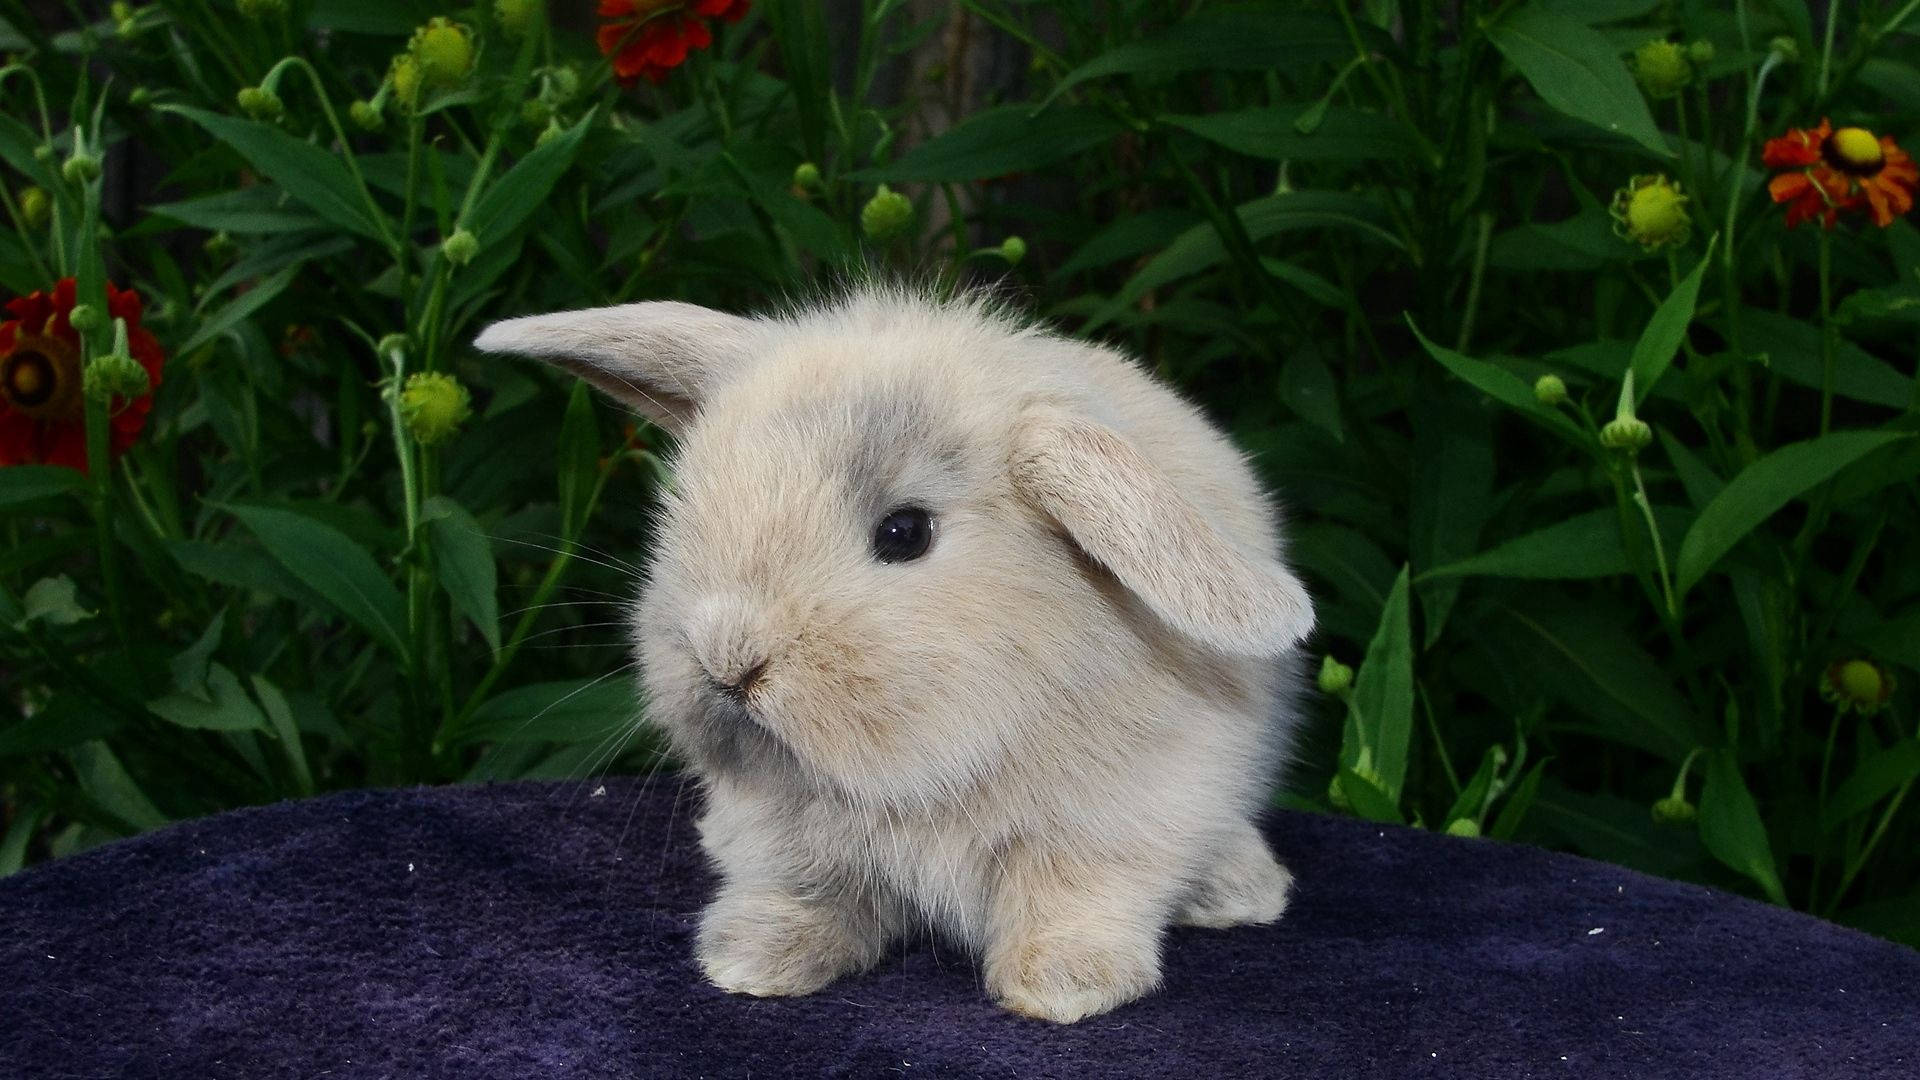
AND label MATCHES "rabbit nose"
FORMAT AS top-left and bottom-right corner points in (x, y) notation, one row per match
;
(687, 593), (773, 698)
(709, 658), (769, 701)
